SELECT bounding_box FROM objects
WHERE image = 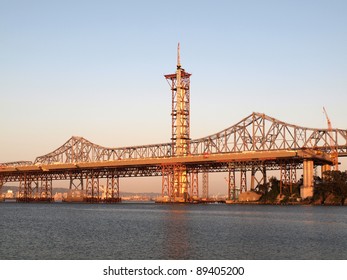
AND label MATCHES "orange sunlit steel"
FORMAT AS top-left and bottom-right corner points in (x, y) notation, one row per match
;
(1, 45), (347, 203)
